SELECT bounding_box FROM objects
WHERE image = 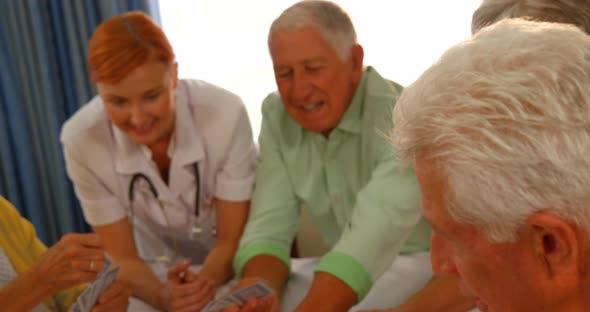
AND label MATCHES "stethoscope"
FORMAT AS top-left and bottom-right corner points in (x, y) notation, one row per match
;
(128, 162), (215, 263)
